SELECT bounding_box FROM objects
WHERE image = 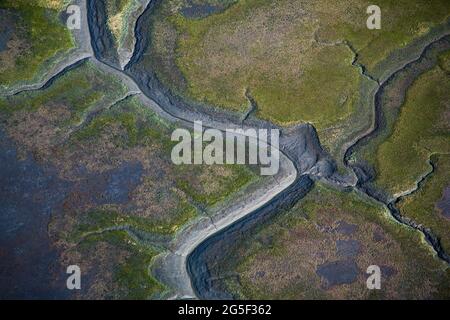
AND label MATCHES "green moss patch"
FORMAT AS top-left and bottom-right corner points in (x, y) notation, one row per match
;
(374, 58), (450, 196)
(0, 0), (74, 87)
(220, 183), (450, 299)
(398, 154), (450, 253)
